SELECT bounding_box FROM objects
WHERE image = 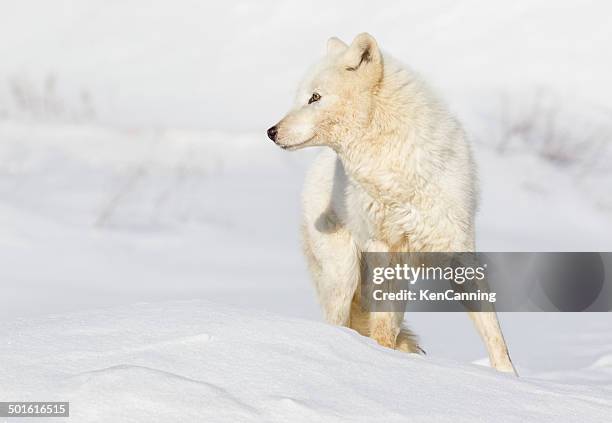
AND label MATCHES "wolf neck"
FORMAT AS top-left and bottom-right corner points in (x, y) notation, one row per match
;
(336, 61), (437, 207)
